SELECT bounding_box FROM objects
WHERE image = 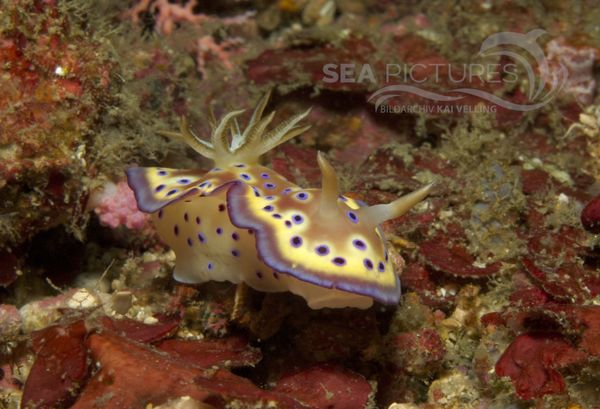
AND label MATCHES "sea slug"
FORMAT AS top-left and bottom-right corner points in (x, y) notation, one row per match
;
(126, 93), (432, 309)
